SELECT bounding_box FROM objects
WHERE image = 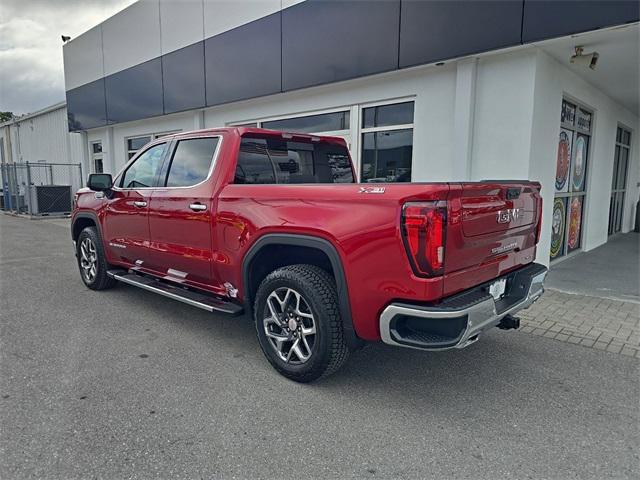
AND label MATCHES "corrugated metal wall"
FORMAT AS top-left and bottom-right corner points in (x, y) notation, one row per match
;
(0, 105), (87, 193)
(9, 106), (84, 165)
